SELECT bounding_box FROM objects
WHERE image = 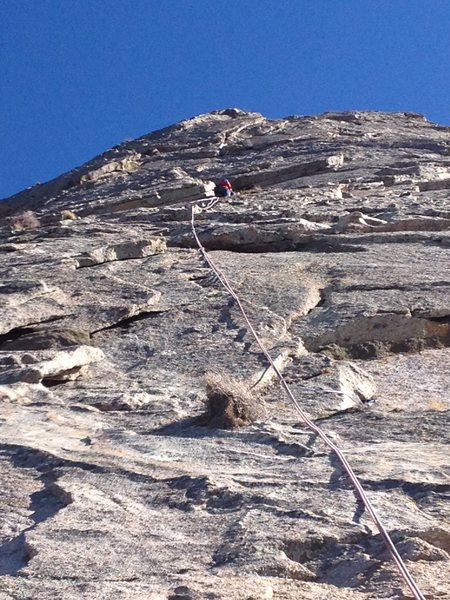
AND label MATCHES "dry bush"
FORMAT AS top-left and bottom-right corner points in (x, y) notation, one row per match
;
(8, 211), (40, 231)
(202, 371), (265, 429)
(61, 210), (78, 221)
